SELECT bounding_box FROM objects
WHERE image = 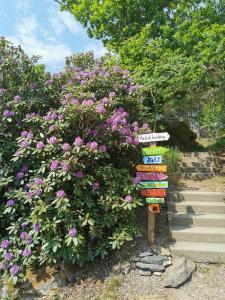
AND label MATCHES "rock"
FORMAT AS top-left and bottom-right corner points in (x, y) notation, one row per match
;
(139, 270), (152, 276)
(141, 255), (168, 265)
(136, 262), (165, 272)
(163, 257), (196, 288)
(154, 272), (162, 276)
(139, 251), (154, 257)
(163, 260), (173, 267)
